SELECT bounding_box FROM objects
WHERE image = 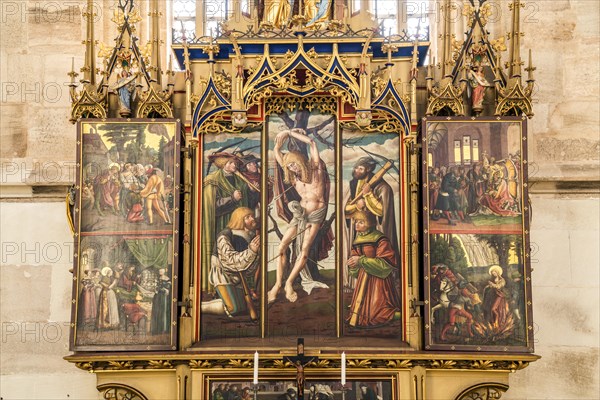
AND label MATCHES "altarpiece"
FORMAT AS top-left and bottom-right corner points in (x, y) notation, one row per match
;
(66, 0), (538, 398)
